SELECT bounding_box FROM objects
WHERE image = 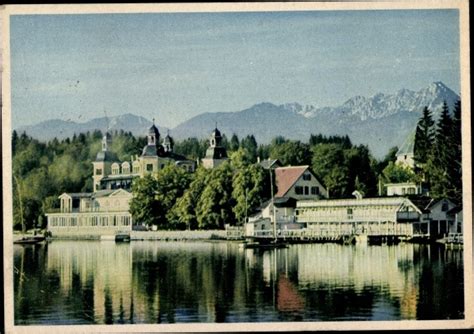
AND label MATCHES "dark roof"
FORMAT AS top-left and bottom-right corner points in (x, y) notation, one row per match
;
(447, 206), (462, 215)
(61, 192), (92, 198)
(259, 159), (281, 169)
(167, 152), (191, 162)
(406, 196), (434, 213)
(205, 146), (228, 159)
(142, 144), (158, 157)
(427, 198), (455, 209)
(95, 150), (119, 162)
(148, 124), (160, 136)
(211, 128), (221, 137)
